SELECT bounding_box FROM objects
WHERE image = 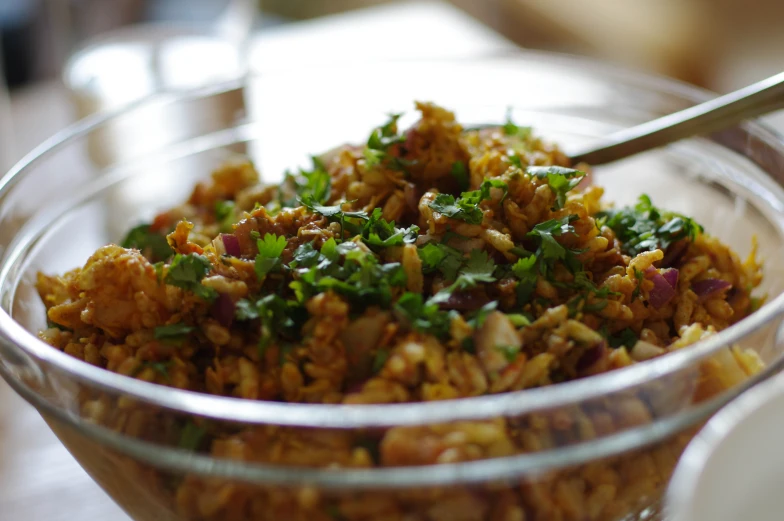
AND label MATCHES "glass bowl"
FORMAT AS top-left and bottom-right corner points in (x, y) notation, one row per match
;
(2, 52), (784, 521)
